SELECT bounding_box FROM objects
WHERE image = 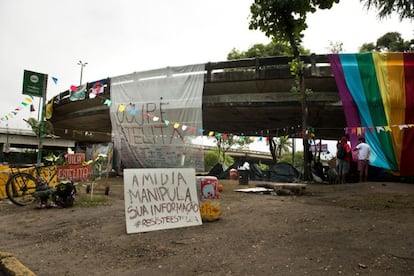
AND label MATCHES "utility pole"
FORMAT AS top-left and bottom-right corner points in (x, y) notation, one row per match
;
(77, 60), (88, 85)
